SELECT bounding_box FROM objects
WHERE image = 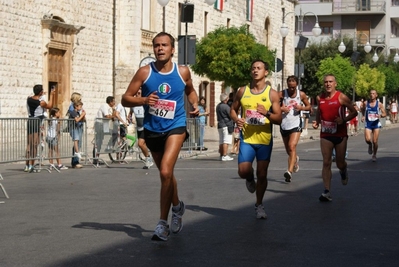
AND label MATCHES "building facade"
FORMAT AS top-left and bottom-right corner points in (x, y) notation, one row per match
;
(0, 0), (296, 129)
(295, 0), (399, 57)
